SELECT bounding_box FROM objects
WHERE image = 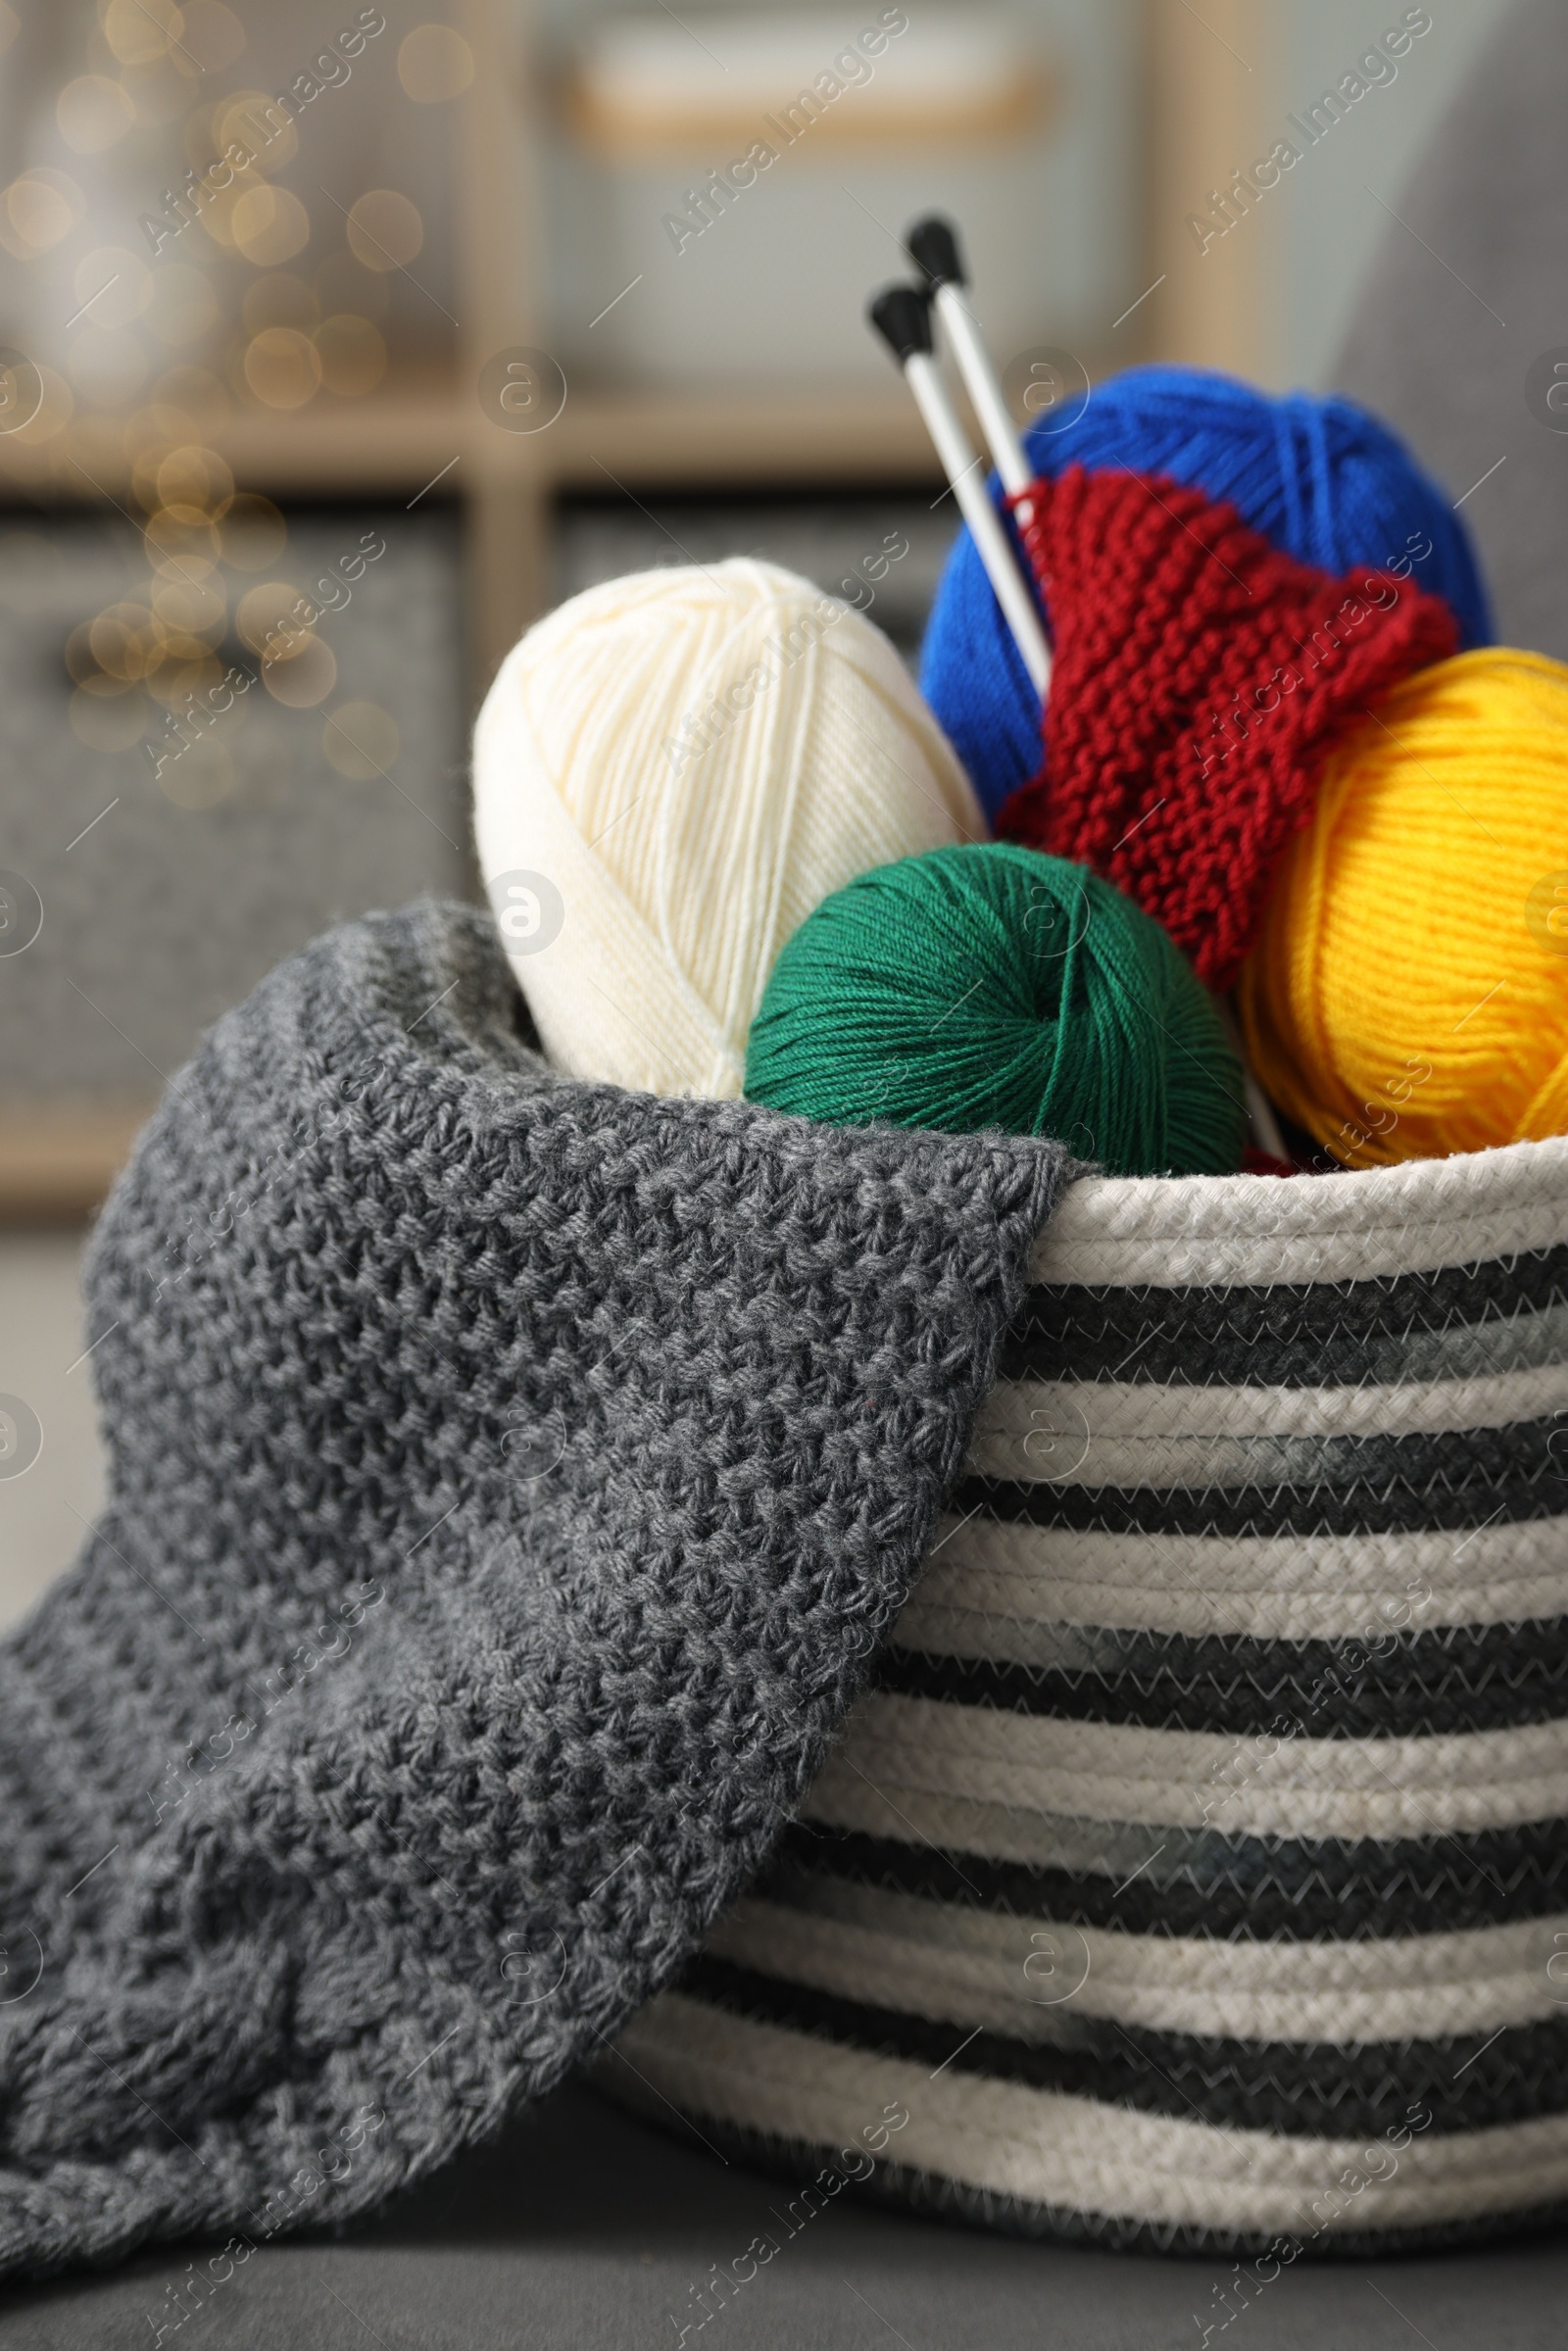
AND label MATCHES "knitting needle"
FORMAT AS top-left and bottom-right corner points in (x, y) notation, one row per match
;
(906, 214), (1037, 530)
(1216, 994), (1291, 1162)
(1241, 1064), (1290, 1163)
(869, 285), (1051, 696)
